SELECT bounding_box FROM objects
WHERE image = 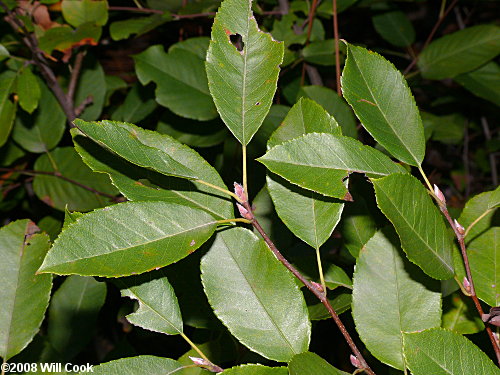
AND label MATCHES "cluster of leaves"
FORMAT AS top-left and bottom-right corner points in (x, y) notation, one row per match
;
(0, 0), (499, 374)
